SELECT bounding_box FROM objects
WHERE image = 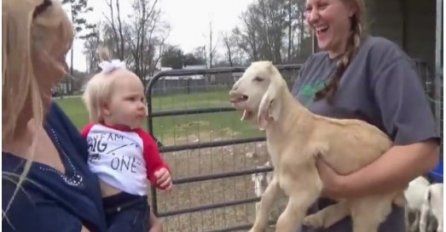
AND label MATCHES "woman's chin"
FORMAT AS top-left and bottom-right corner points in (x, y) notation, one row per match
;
(317, 42), (329, 51)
